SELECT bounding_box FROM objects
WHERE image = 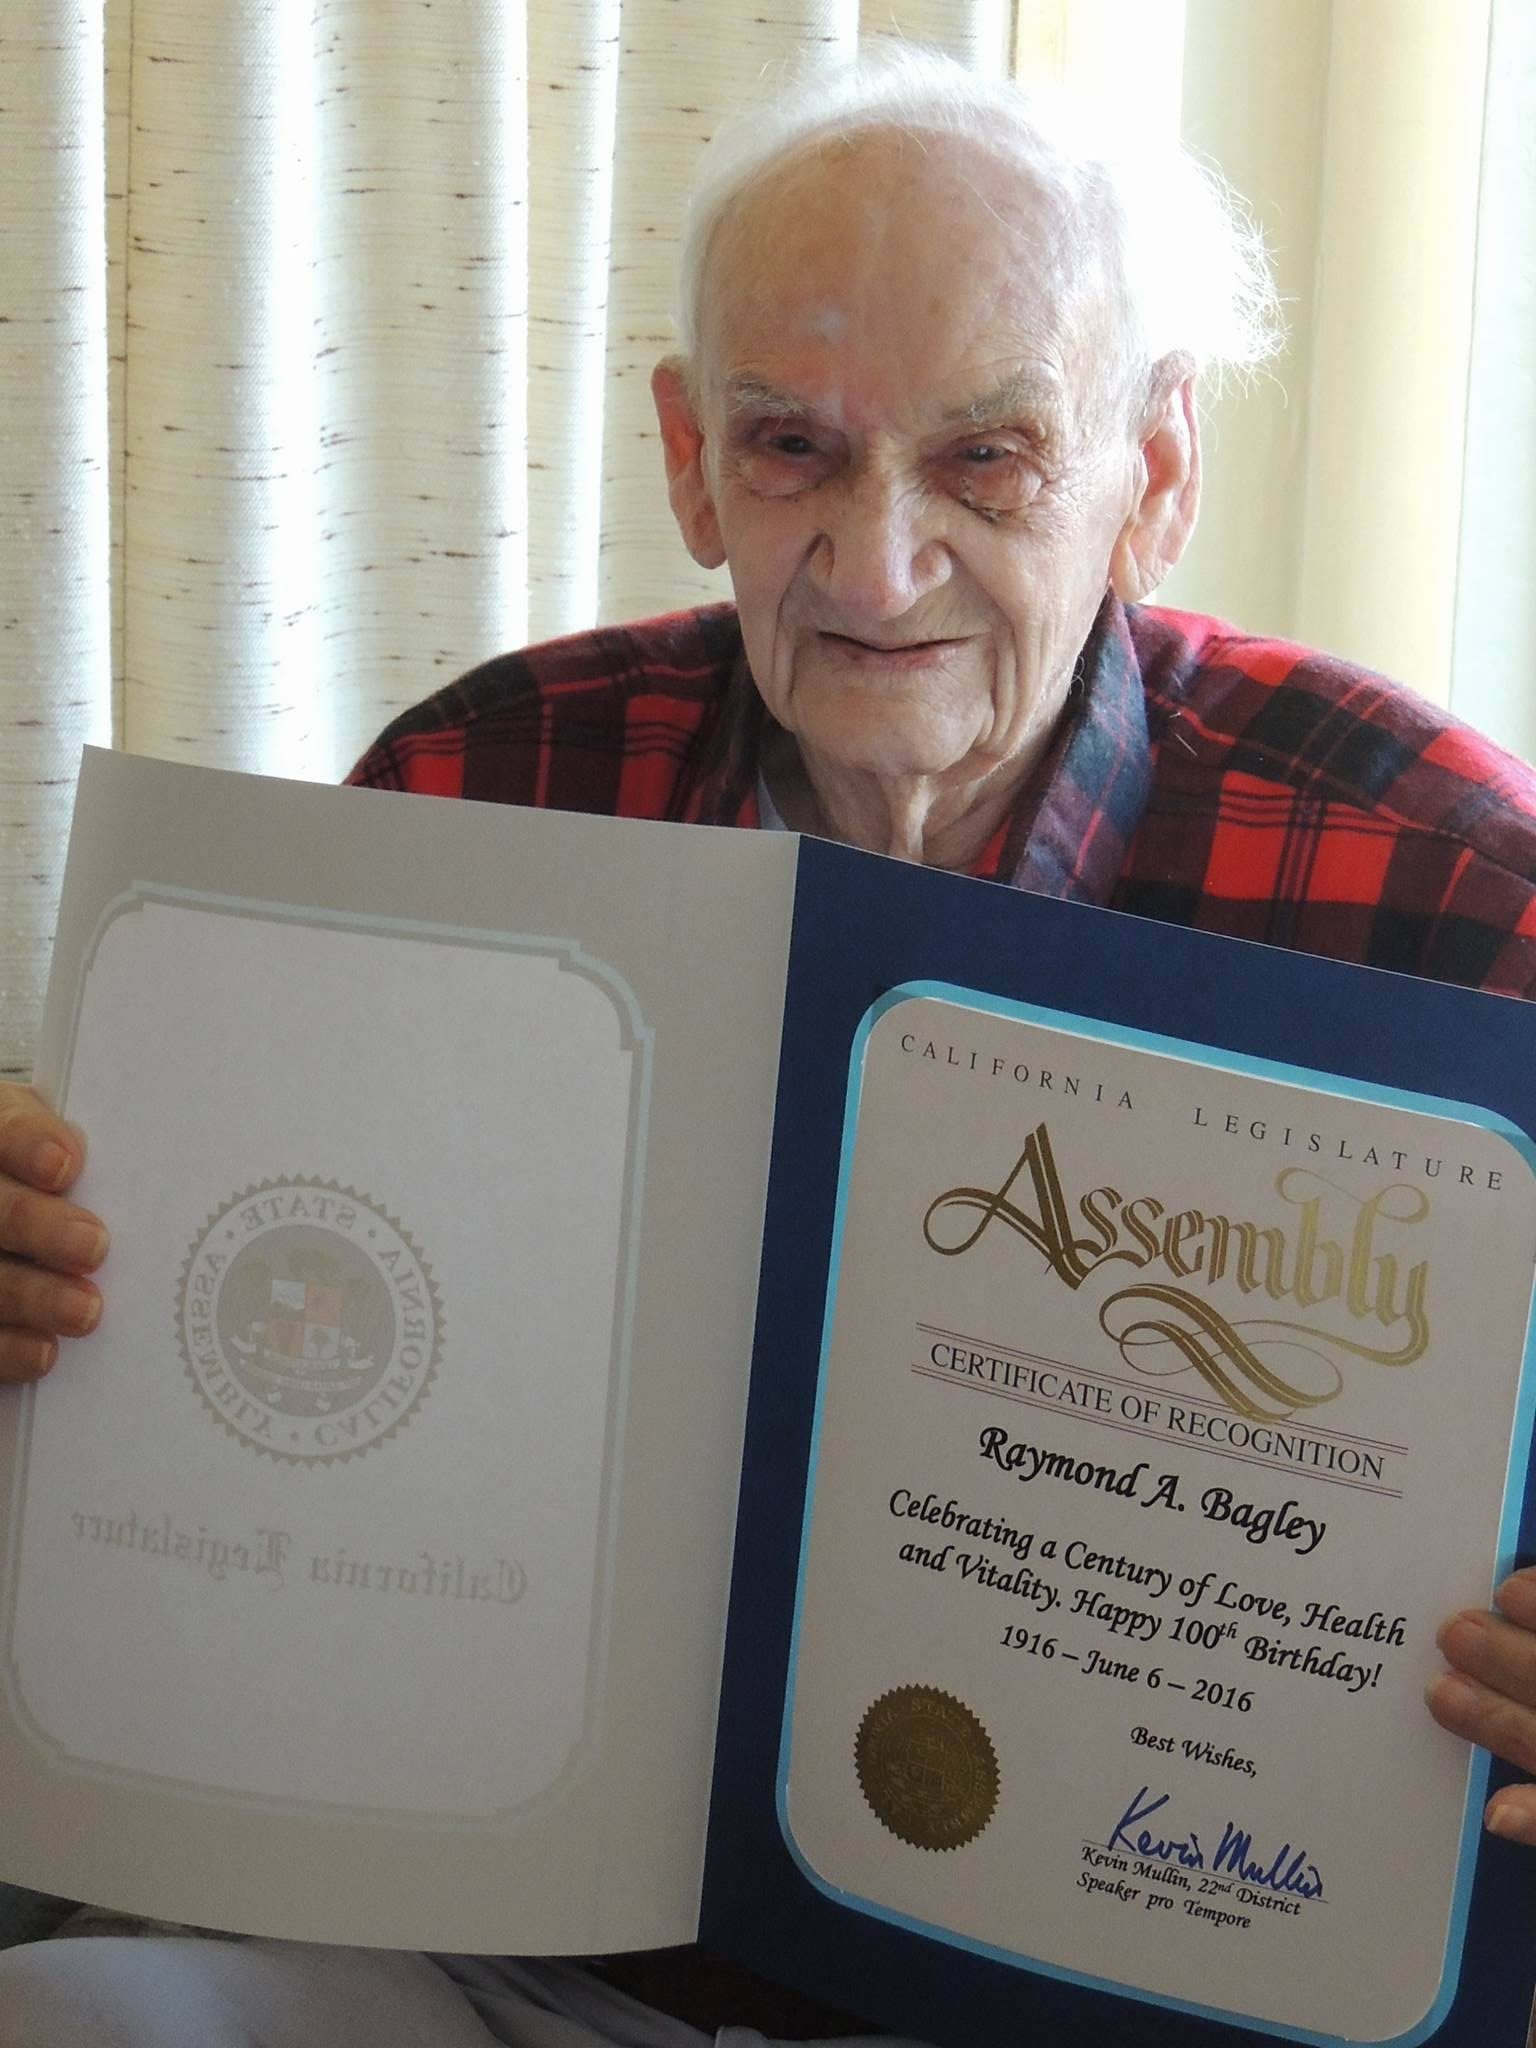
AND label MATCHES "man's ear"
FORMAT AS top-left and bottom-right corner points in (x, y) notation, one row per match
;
(1109, 363), (1201, 602)
(651, 359), (726, 571)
